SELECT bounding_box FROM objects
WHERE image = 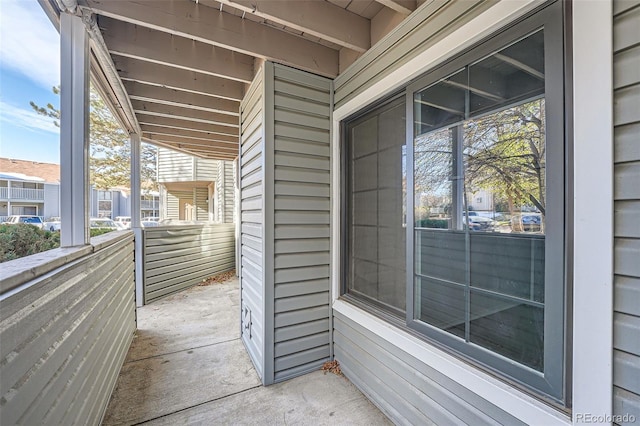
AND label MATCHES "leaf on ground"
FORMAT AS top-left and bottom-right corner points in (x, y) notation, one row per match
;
(198, 270), (236, 286)
(321, 360), (343, 376)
